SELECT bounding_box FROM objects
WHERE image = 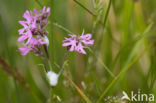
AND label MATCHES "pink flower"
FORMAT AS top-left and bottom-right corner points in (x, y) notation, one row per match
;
(18, 6), (50, 56)
(34, 6), (50, 29)
(19, 46), (31, 56)
(62, 30), (94, 54)
(18, 37), (47, 56)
